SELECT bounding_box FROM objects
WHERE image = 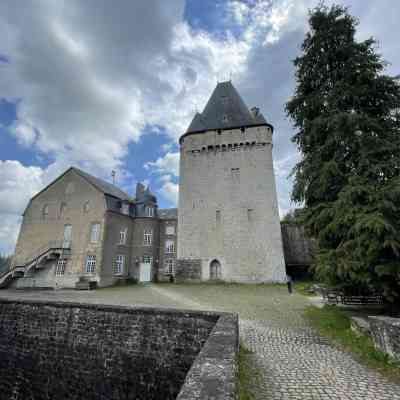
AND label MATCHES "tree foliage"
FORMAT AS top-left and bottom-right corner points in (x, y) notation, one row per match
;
(286, 4), (400, 301)
(0, 254), (12, 274)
